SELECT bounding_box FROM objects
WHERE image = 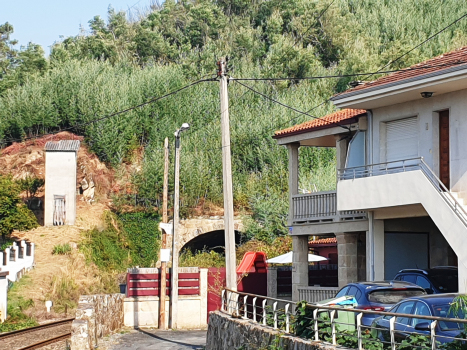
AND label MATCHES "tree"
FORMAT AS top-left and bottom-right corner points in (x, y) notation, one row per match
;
(0, 176), (38, 241)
